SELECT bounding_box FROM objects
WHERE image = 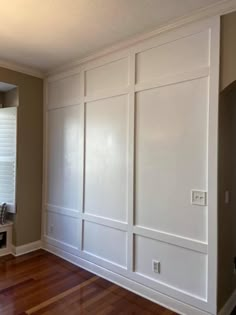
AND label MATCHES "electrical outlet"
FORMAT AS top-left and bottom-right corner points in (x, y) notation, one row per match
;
(49, 225), (54, 234)
(152, 260), (161, 274)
